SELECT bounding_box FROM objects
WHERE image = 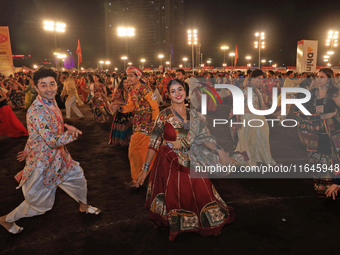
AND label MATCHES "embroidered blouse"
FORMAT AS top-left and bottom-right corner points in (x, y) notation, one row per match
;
(120, 82), (159, 134)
